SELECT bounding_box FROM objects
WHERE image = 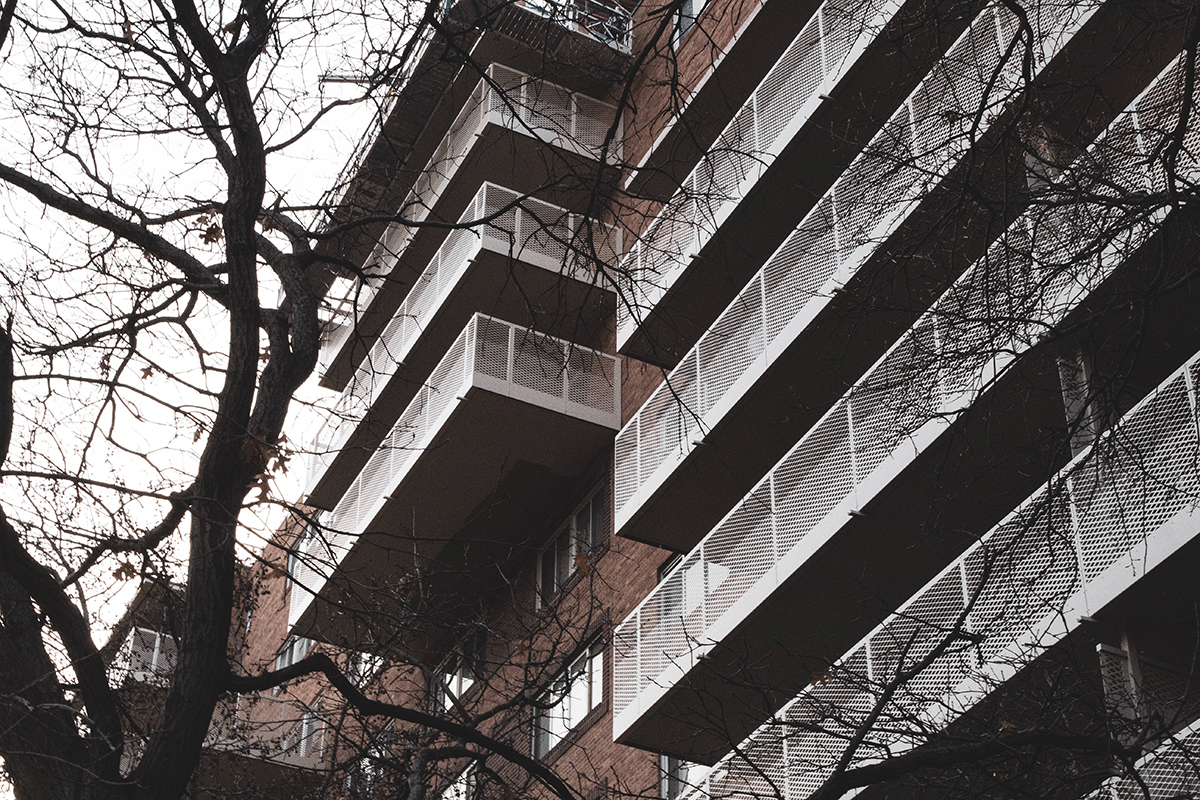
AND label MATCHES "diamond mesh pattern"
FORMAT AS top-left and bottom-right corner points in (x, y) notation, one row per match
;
(615, 51), (1200, 745)
(616, 0), (909, 345)
(306, 183), (619, 495)
(615, 0), (1092, 526)
(318, 315), (616, 549)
